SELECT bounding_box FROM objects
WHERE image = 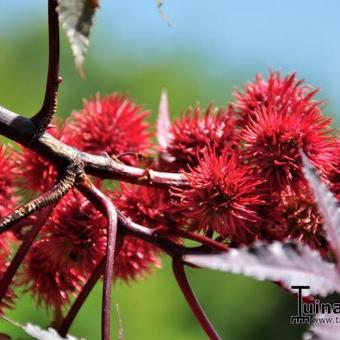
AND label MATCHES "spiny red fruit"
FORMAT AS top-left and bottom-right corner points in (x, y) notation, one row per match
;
(0, 147), (16, 205)
(14, 150), (57, 194)
(262, 191), (327, 252)
(113, 185), (164, 281)
(40, 190), (107, 274)
(165, 105), (239, 169)
(24, 240), (83, 308)
(13, 124), (61, 194)
(63, 94), (151, 162)
(0, 147), (20, 302)
(240, 104), (335, 193)
(234, 72), (319, 125)
(172, 148), (266, 241)
(22, 190), (107, 307)
(115, 184), (173, 229)
(113, 236), (161, 282)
